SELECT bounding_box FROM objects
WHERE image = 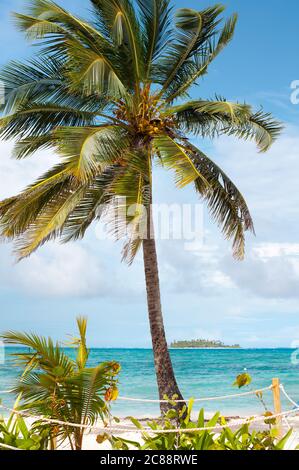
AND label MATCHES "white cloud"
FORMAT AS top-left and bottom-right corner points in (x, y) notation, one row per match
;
(0, 140), (59, 199)
(158, 239), (234, 296)
(1, 126), (299, 303)
(158, 236), (299, 300)
(13, 243), (108, 297)
(253, 243), (299, 258)
(0, 239), (146, 299)
(221, 242), (299, 299)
